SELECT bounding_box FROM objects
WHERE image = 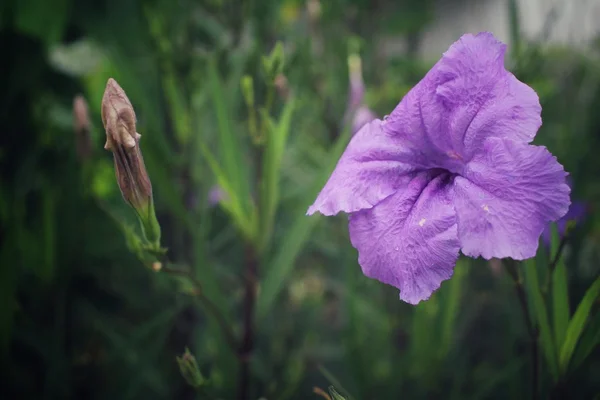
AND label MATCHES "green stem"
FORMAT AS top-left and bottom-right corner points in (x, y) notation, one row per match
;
(161, 264), (238, 352)
(504, 259), (539, 400)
